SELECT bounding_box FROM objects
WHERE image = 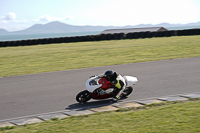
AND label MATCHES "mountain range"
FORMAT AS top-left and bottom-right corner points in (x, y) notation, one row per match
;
(1, 21), (200, 35)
